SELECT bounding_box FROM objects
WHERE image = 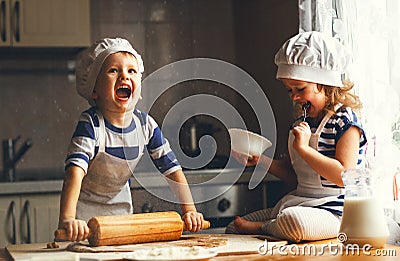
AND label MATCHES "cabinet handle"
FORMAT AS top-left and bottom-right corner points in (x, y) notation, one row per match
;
(0, 0), (6, 42)
(22, 200), (31, 244)
(9, 201), (17, 244)
(12, 0), (19, 42)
